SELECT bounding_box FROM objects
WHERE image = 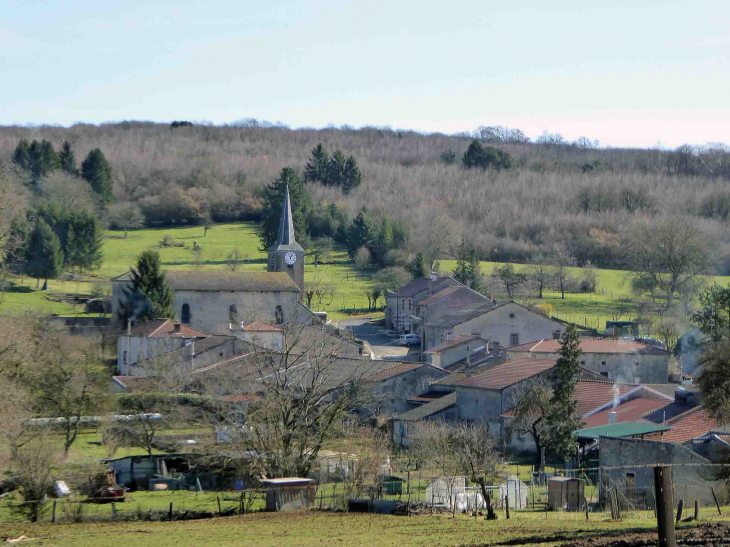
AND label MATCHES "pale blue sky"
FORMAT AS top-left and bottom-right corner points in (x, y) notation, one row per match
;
(1, 0), (728, 148)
